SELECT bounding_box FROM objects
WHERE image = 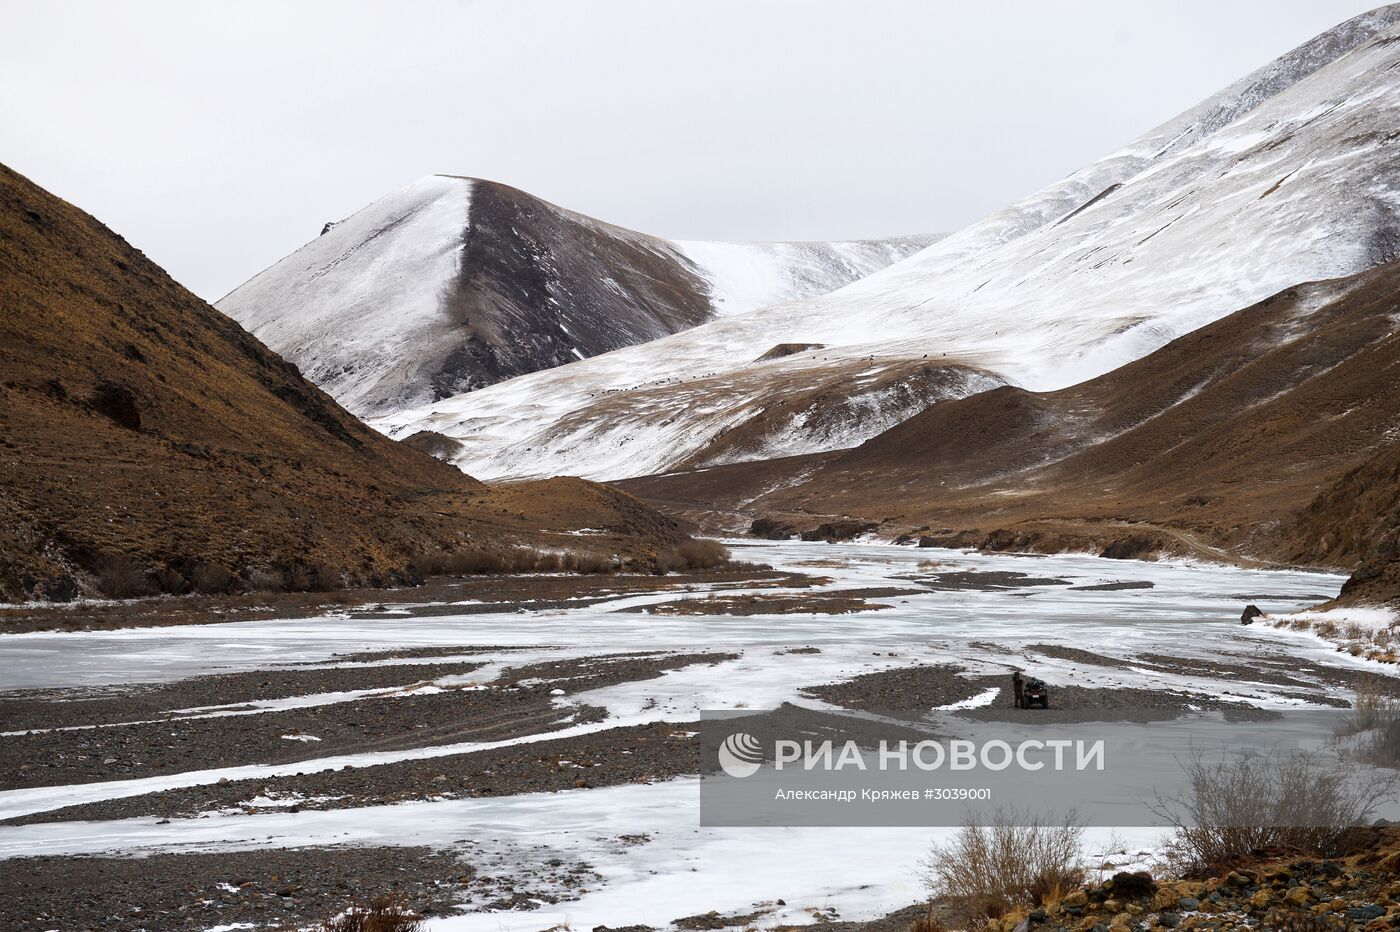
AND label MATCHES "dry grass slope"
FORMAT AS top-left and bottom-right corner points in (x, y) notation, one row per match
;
(0, 163), (691, 601)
